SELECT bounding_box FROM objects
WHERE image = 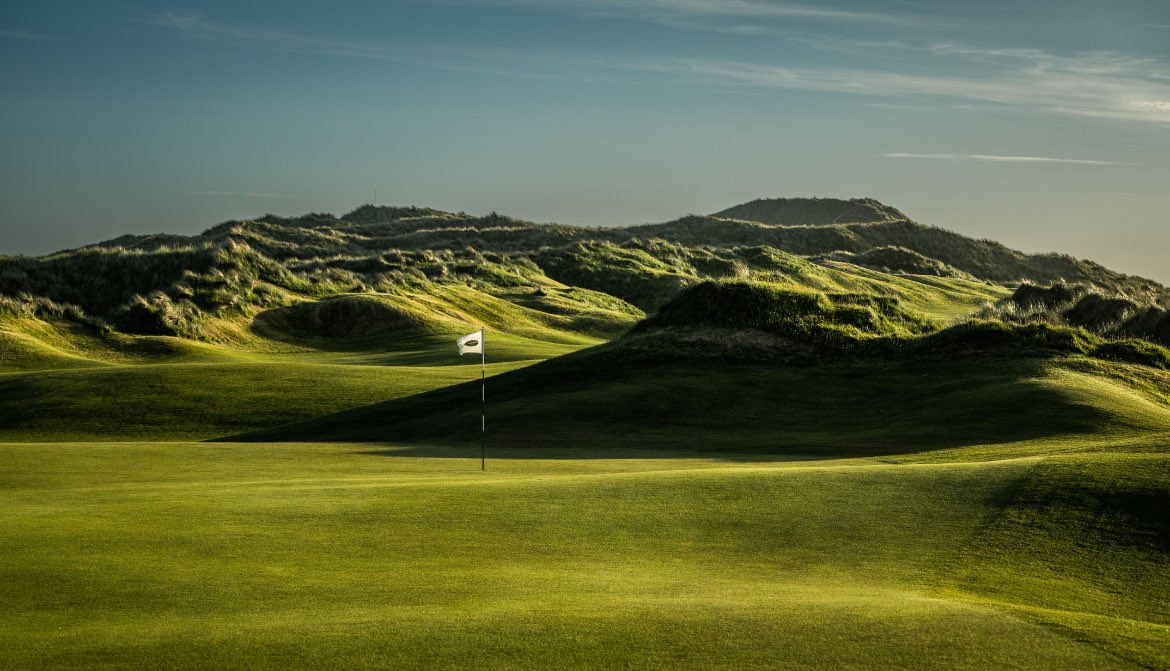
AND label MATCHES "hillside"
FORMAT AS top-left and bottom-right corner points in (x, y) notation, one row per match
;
(224, 349), (1170, 450)
(228, 276), (1170, 448)
(1, 197), (1164, 360)
(624, 217), (1163, 300)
